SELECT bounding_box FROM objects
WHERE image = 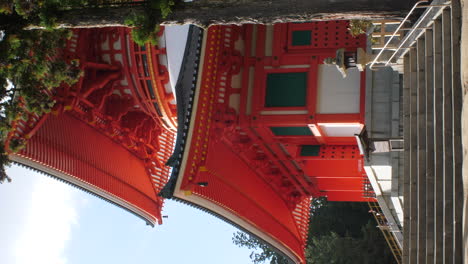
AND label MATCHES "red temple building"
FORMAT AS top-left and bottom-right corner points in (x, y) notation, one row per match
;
(7, 22), (375, 264)
(7, 27), (177, 226)
(162, 23), (372, 263)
